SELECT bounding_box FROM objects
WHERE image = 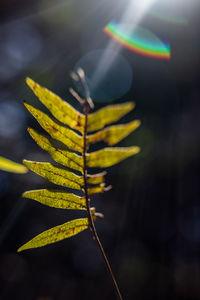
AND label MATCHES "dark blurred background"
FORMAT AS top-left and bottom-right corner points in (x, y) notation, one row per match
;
(0, 0), (200, 299)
